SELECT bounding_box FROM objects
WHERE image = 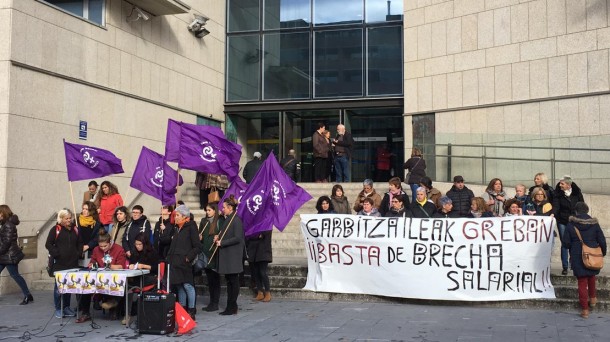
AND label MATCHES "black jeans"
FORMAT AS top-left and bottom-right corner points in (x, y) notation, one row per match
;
(251, 261), (270, 292)
(205, 268), (220, 306)
(224, 273), (239, 312)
